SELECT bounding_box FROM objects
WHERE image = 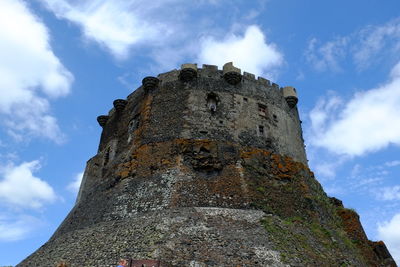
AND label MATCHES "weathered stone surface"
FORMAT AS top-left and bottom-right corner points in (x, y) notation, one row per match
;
(19, 208), (289, 267)
(19, 64), (396, 267)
